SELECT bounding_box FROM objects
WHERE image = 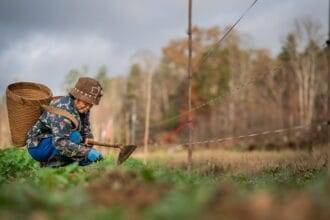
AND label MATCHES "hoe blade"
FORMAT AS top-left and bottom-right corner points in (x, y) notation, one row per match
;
(117, 145), (137, 165)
